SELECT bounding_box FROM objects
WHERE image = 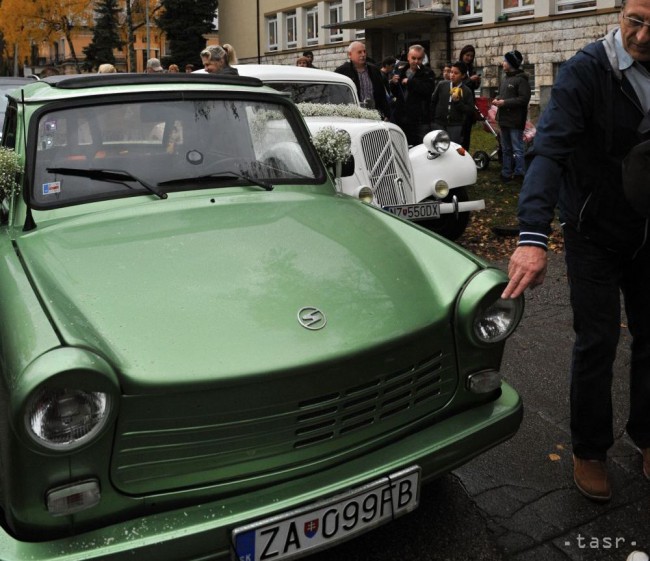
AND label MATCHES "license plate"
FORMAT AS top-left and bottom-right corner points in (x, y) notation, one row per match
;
(232, 466), (420, 561)
(383, 203), (440, 220)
